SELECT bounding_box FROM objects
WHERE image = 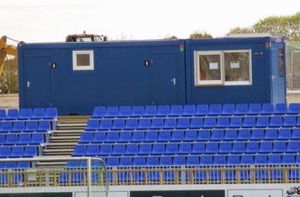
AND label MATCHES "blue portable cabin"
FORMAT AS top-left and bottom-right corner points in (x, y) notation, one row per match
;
(18, 36), (286, 115)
